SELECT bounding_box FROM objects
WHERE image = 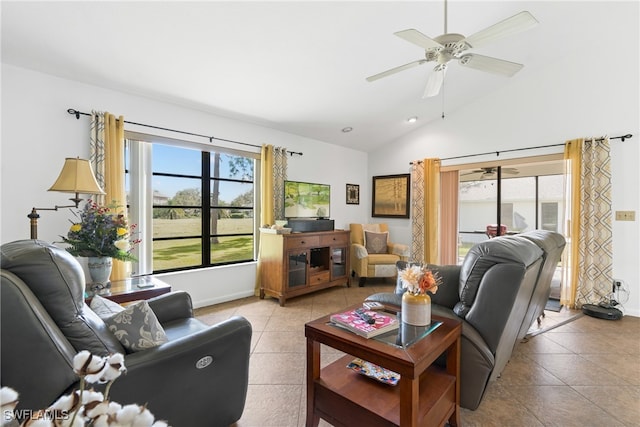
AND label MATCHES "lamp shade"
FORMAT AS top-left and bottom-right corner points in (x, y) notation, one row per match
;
(48, 157), (105, 195)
